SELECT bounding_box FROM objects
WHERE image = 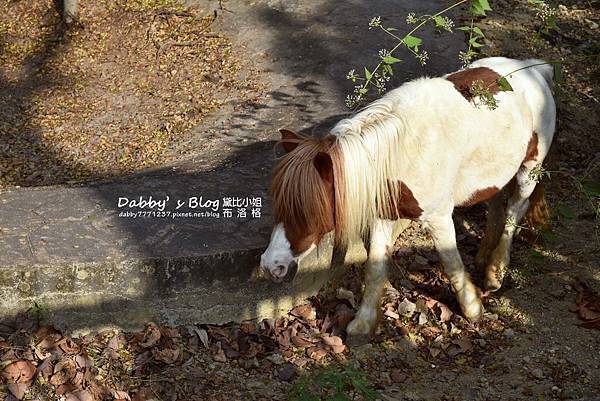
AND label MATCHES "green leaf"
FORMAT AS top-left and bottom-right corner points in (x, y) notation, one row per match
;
(497, 76), (514, 91)
(546, 15), (559, 30)
(495, 77), (512, 91)
(364, 67), (373, 81)
(470, 4), (484, 15)
(469, 37), (484, 48)
(387, 27), (397, 32)
(433, 16), (446, 27)
(478, 0), (493, 11)
(457, 26), (471, 32)
(382, 55), (401, 64)
(359, 87), (368, 95)
(528, 0), (545, 4)
(402, 34), (422, 50)
(383, 64), (394, 75)
(558, 205), (577, 220)
(540, 228), (557, 244)
(470, 0), (492, 16)
(581, 179), (600, 197)
(473, 26), (485, 37)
